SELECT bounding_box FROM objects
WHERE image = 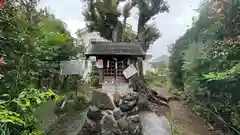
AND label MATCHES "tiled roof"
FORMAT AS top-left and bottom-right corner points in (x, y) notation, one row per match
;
(85, 41), (145, 57)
